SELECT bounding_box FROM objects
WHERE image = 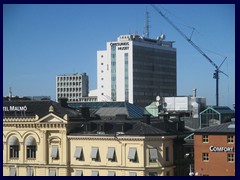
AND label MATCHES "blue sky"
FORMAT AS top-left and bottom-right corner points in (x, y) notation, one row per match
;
(3, 4), (235, 108)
